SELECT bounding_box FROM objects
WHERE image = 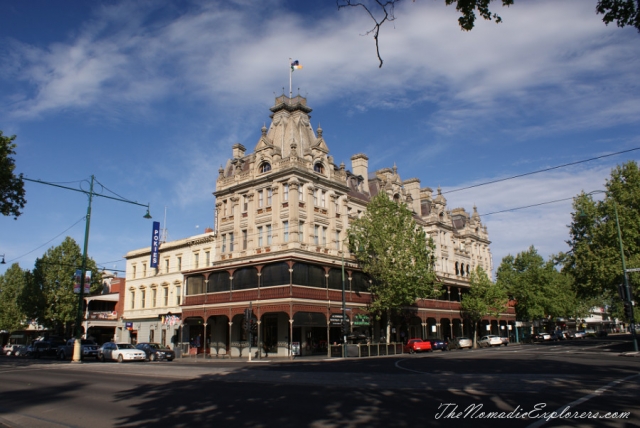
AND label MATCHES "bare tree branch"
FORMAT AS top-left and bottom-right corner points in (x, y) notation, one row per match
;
(337, 0), (399, 68)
